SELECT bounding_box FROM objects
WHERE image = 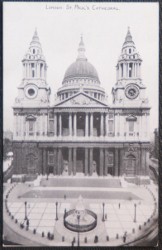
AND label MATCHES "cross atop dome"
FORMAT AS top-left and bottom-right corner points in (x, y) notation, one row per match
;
(79, 34), (84, 46)
(77, 35), (86, 60)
